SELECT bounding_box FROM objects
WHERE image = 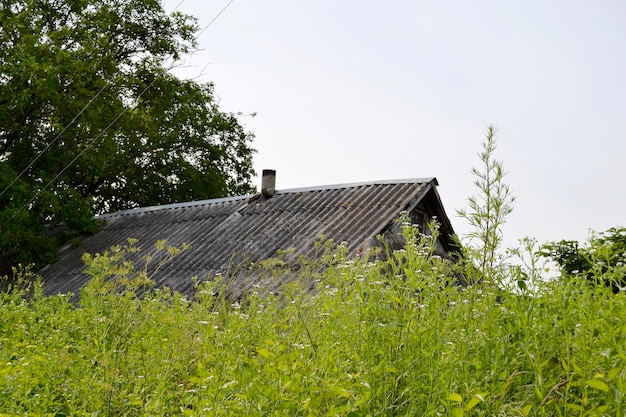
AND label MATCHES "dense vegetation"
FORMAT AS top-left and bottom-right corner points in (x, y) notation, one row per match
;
(542, 227), (626, 293)
(0, 0), (256, 274)
(1, 223), (625, 416)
